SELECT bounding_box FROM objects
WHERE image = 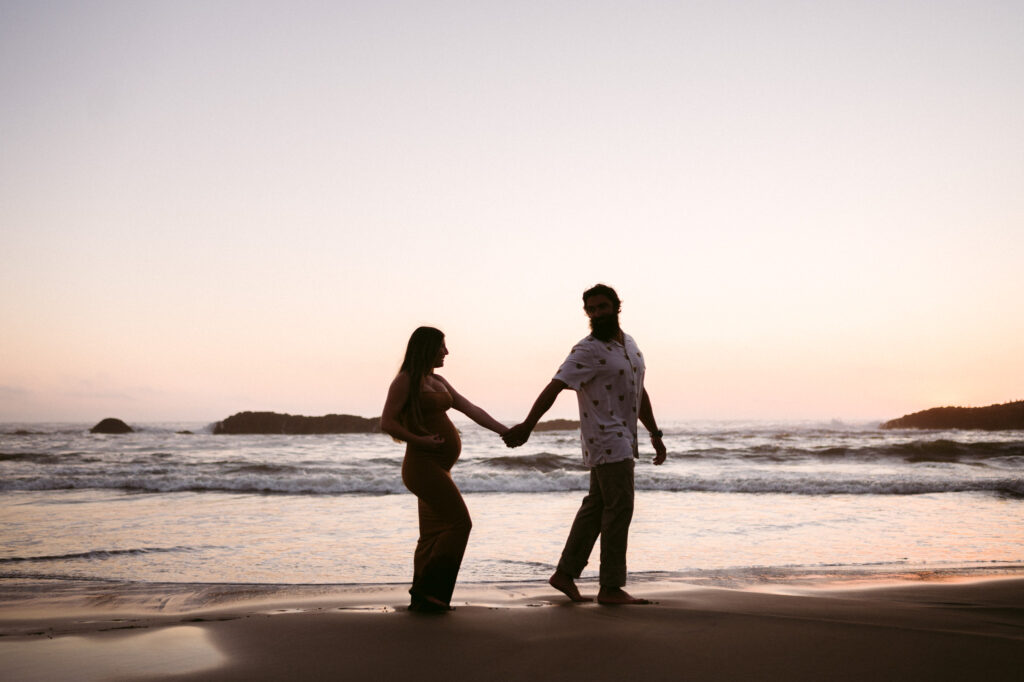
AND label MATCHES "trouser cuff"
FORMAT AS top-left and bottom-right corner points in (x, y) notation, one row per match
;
(599, 571), (626, 588)
(557, 556), (587, 579)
